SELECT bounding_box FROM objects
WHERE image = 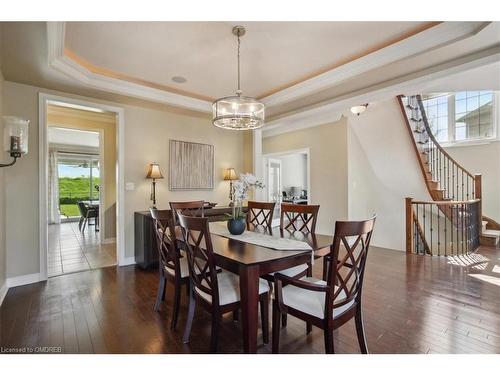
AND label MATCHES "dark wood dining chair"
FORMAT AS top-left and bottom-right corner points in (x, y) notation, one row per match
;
(77, 201), (98, 232)
(271, 203), (321, 329)
(169, 200), (205, 225)
(178, 213), (270, 353)
(150, 208), (188, 330)
(246, 201), (275, 232)
(280, 203), (320, 234)
(272, 216), (376, 354)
